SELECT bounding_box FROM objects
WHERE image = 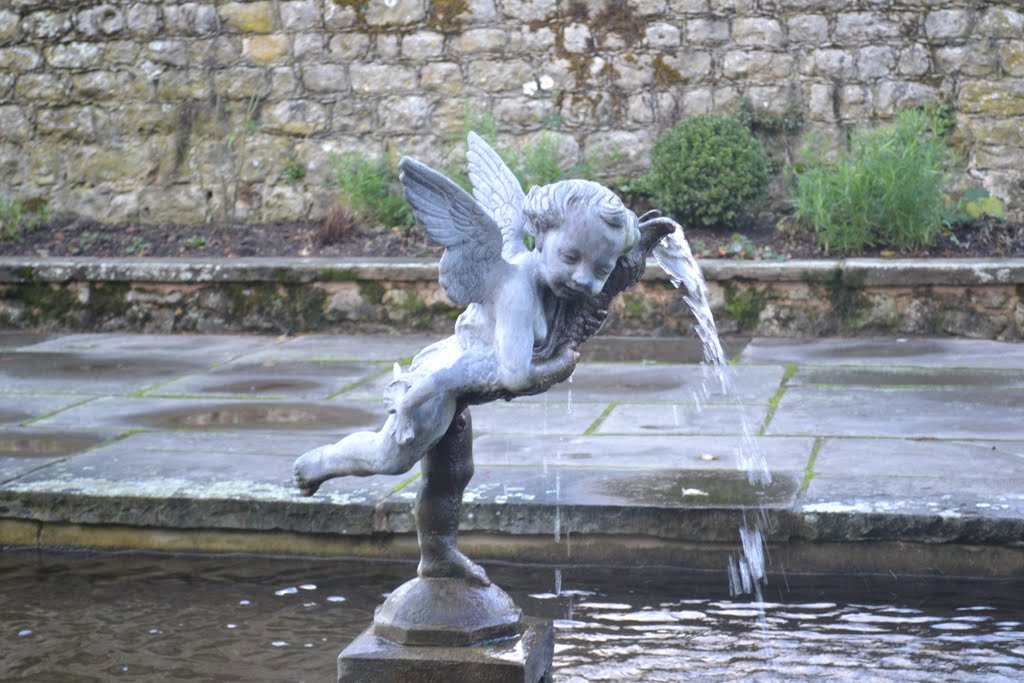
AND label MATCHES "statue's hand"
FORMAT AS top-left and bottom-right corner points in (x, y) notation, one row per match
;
(528, 343), (579, 392)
